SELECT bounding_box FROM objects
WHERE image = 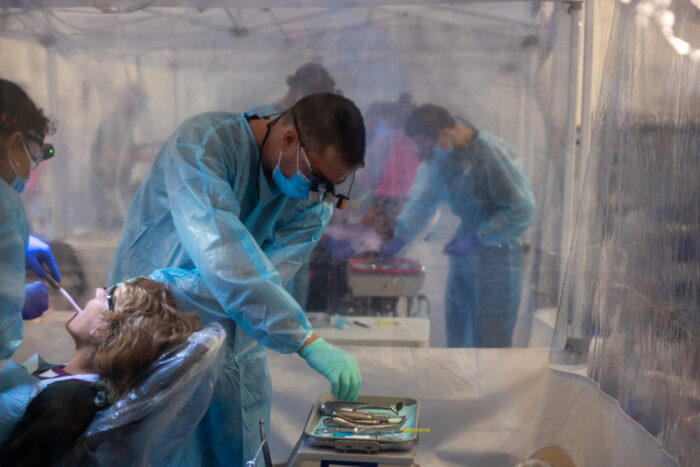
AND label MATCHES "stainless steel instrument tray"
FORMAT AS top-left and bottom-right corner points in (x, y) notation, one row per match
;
(302, 394), (420, 453)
